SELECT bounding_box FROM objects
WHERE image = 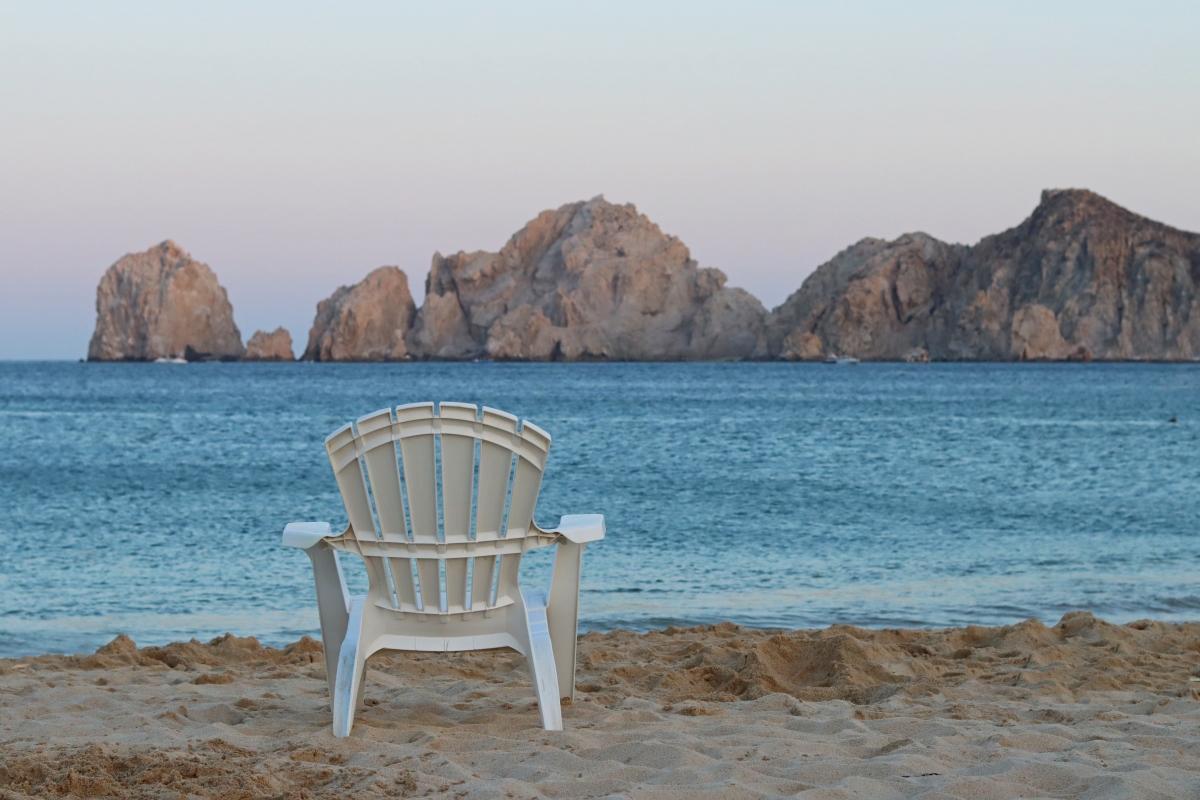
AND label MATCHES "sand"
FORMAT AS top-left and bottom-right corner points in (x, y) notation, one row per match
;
(1, 611), (1199, 799)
